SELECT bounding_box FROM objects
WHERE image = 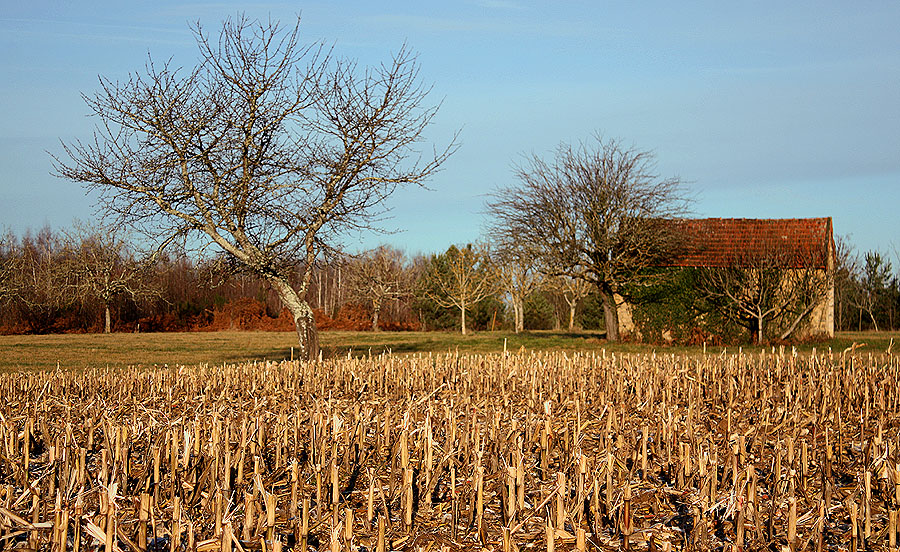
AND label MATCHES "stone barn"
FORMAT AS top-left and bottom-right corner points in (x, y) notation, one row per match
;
(619, 217), (835, 340)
